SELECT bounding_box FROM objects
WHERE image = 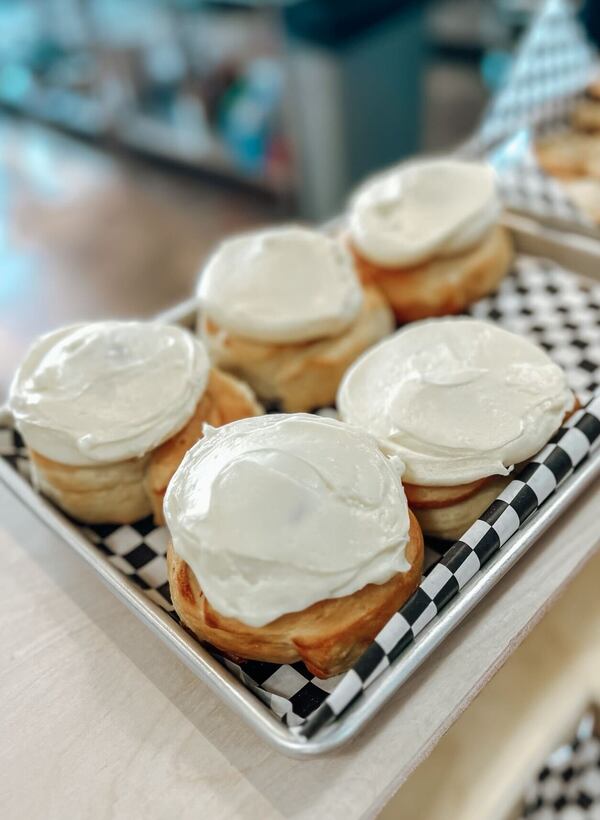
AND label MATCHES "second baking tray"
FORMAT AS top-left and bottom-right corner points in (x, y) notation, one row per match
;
(1, 244), (600, 756)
